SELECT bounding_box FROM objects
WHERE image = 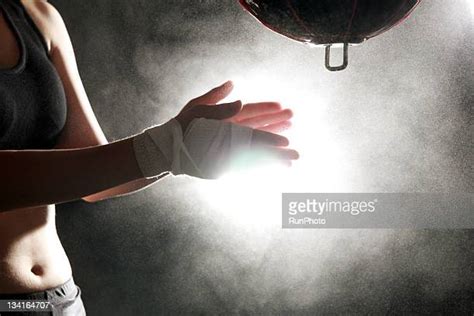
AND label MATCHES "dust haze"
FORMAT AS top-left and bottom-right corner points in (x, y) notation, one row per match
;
(52, 0), (473, 314)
